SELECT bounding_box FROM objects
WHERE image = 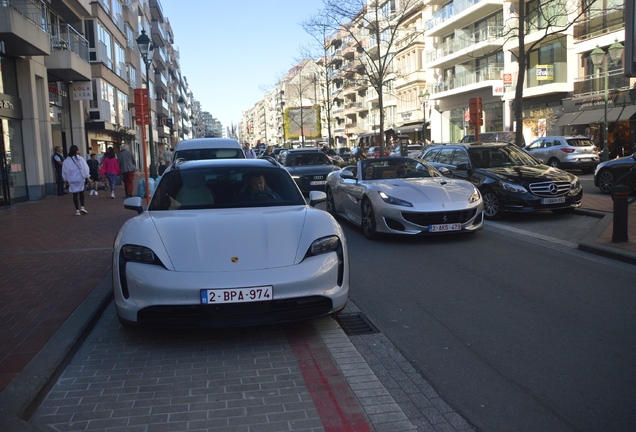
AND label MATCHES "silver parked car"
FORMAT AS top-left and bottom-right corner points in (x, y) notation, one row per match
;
(525, 136), (599, 174)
